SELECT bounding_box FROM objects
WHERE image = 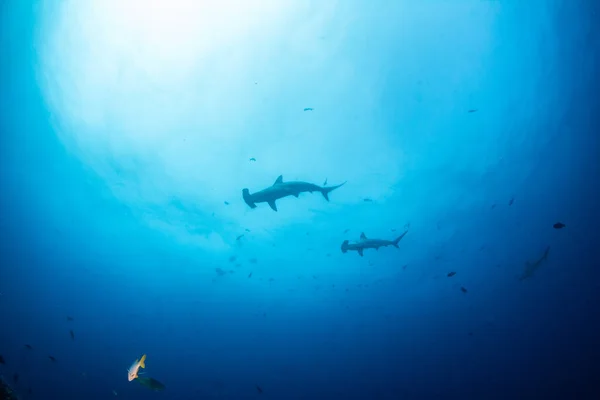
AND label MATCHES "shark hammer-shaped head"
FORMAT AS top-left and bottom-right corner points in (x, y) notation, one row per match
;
(242, 188), (257, 208)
